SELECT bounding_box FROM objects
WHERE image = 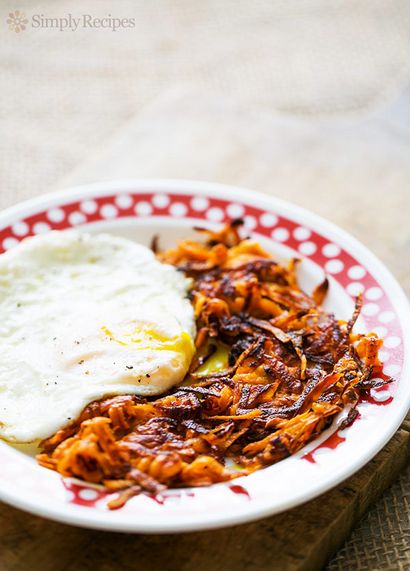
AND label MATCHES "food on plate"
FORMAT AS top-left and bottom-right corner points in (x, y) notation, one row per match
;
(0, 231), (195, 442)
(34, 221), (389, 508)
